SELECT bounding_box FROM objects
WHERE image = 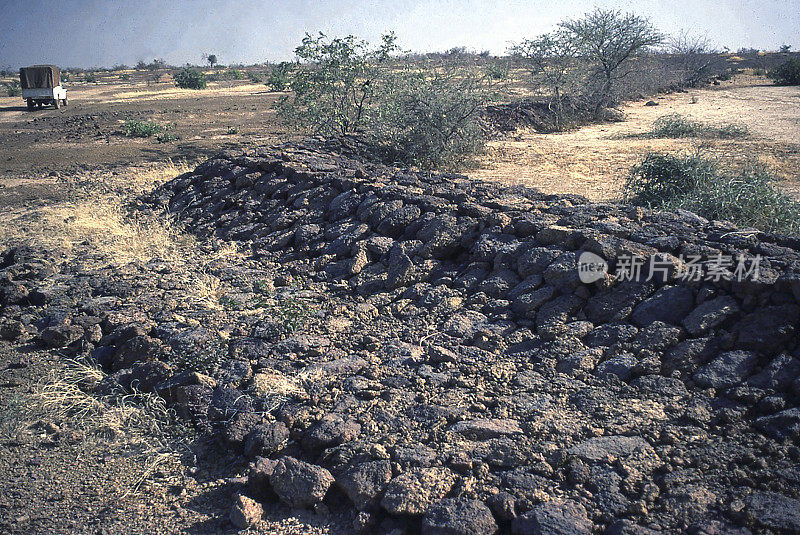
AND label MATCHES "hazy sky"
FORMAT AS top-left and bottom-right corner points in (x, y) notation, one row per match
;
(1, 0), (798, 68)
